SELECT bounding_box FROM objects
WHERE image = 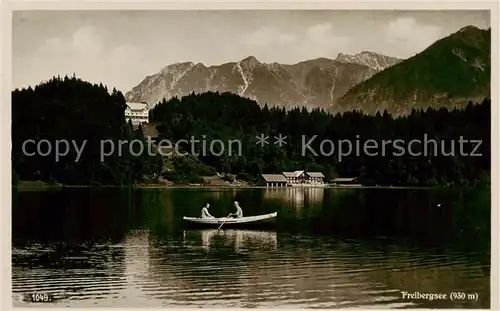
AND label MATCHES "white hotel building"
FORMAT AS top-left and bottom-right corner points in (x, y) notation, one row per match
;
(125, 102), (149, 126)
